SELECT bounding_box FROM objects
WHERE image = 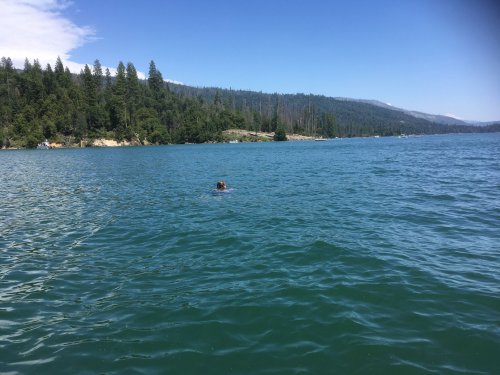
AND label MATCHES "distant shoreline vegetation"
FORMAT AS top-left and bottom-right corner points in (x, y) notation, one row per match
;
(1, 57), (499, 149)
